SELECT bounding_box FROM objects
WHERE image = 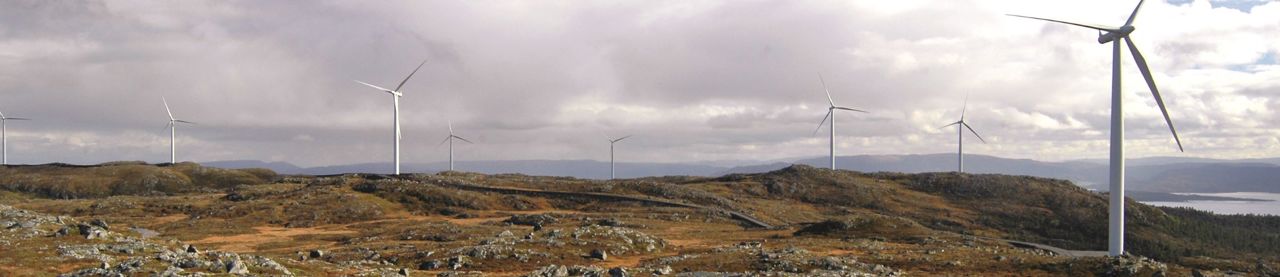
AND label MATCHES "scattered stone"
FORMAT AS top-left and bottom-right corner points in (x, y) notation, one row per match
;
(1106, 254), (1167, 276)
(506, 214), (558, 227)
(653, 265), (673, 275)
(566, 265), (608, 276)
(597, 218), (625, 227)
(223, 192), (249, 201)
(590, 249), (608, 261)
(185, 245), (199, 254)
(608, 267), (628, 277)
(247, 255), (291, 275)
(226, 258), (250, 274)
(497, 230), (515, 238)
(310, 249), (325, 259)
(159, 266), (185, 276)
(527, 264), (569, 277)
(448, 255), (469, 270)
(89, 219), (109, 230)
(399, 268), (410, 276)
(76, 223), (104, 239)
(176, 258), (206, 269)
(418, 260), (443, 270)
